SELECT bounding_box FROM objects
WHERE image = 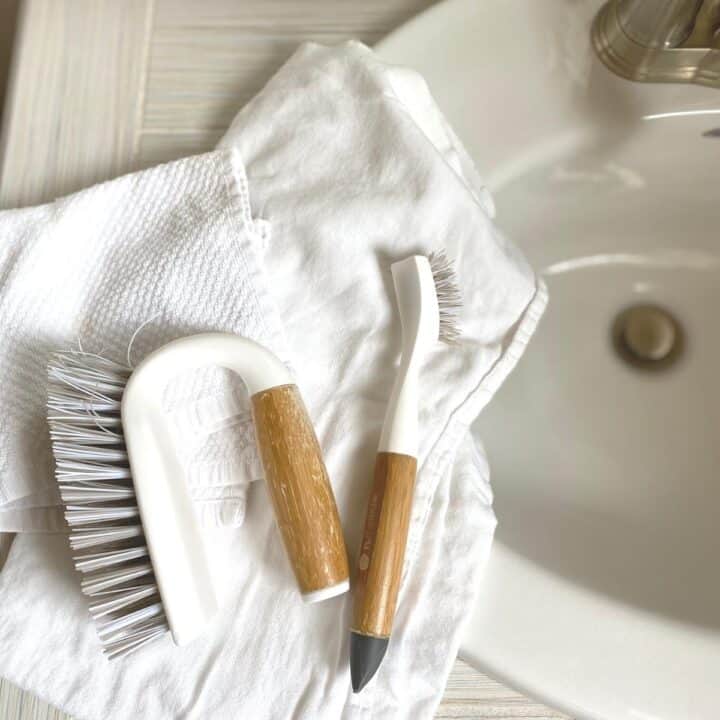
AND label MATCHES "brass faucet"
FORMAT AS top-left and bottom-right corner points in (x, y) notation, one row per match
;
(593, 0), (720, 86)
